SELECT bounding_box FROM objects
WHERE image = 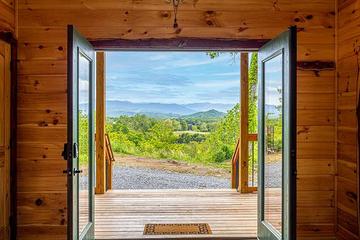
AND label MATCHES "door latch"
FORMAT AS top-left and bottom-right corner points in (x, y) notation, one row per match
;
(61, 143), (69, 160)
(62, 143), (78, 160)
